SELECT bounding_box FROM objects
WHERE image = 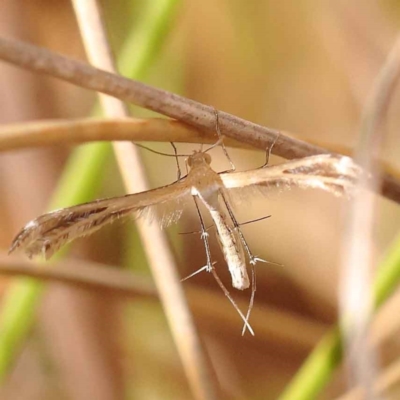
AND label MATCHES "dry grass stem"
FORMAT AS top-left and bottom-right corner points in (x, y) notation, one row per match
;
(339, 34), (400, 397)
(1, 119), (400, 188)
(0, 117), (246, 151)
(71, 1), (218, 399)
(0, 253), (326, 352)
(0, 35), (399, 204)
(0, 254), (156, 299)
(335, 357), (400, 400)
